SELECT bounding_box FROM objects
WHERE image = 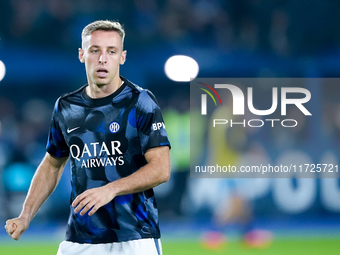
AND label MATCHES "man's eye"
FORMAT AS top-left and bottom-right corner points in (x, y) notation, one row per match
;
(91, 49), (99, 53)
(109, 51), (115, 54)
